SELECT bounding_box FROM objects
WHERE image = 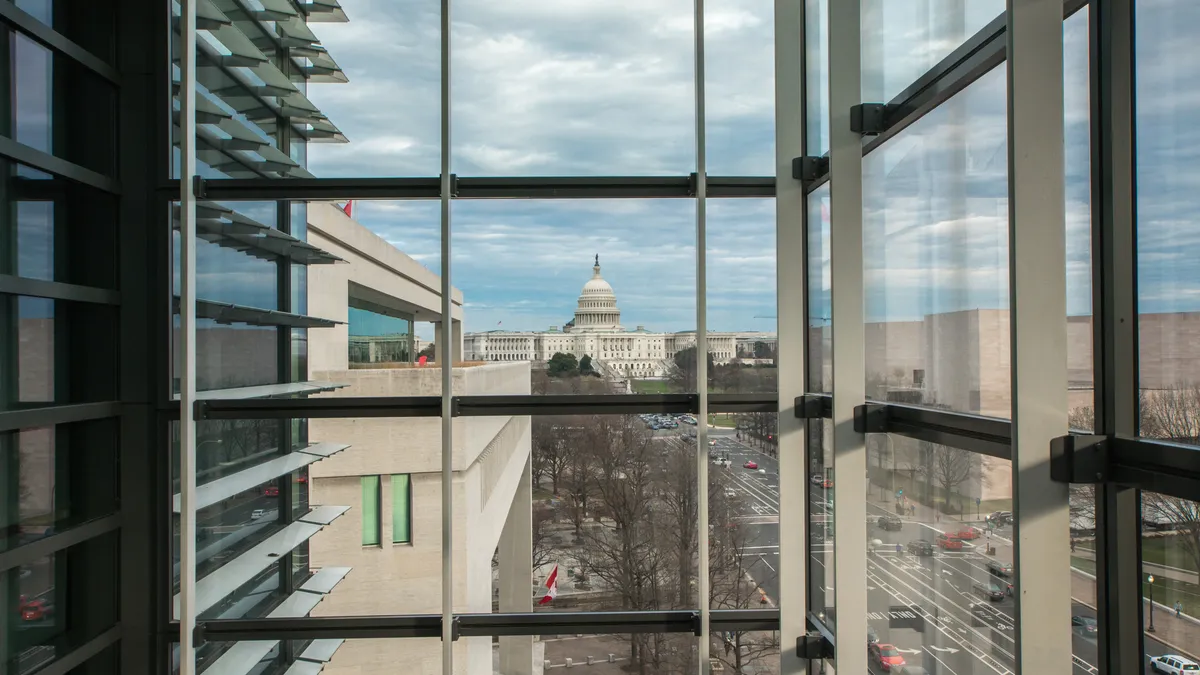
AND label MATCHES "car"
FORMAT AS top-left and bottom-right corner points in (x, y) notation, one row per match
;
(250, 509), (266, 520)
(907, 539), (935, 556)
(1150, 655), (1200, 673)
(877, 514), (903, 531)
(759, 468), (767, 475)
(973, 581), (1006, 601)
(868, 643), (906, 671)
(709, 439), (717, 446)
(987, 560), (1014, 577)
(724, 488), (738, 498)
(1071, 615), (1098, 636)
(822, 478), (834, 489)
(936, 533), (963, 550)
(810, 474), (825, 485)
(263, 485), (279, 497)
(743, 461), (758, 469)
(987, 510), (1013, 527)
(955, 526), (981, 540)
(19, 597), (52, 621)
(867, 625), (878, 644)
